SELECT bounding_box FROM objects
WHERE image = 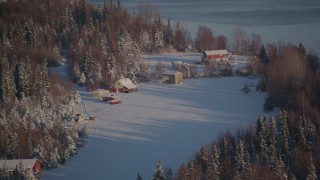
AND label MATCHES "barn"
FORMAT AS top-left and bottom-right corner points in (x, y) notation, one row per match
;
(0, 159), (41, 176)
(163, 71), (183, 84)
(109, 78), (138, 93)
(202, 50), (229, 64)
